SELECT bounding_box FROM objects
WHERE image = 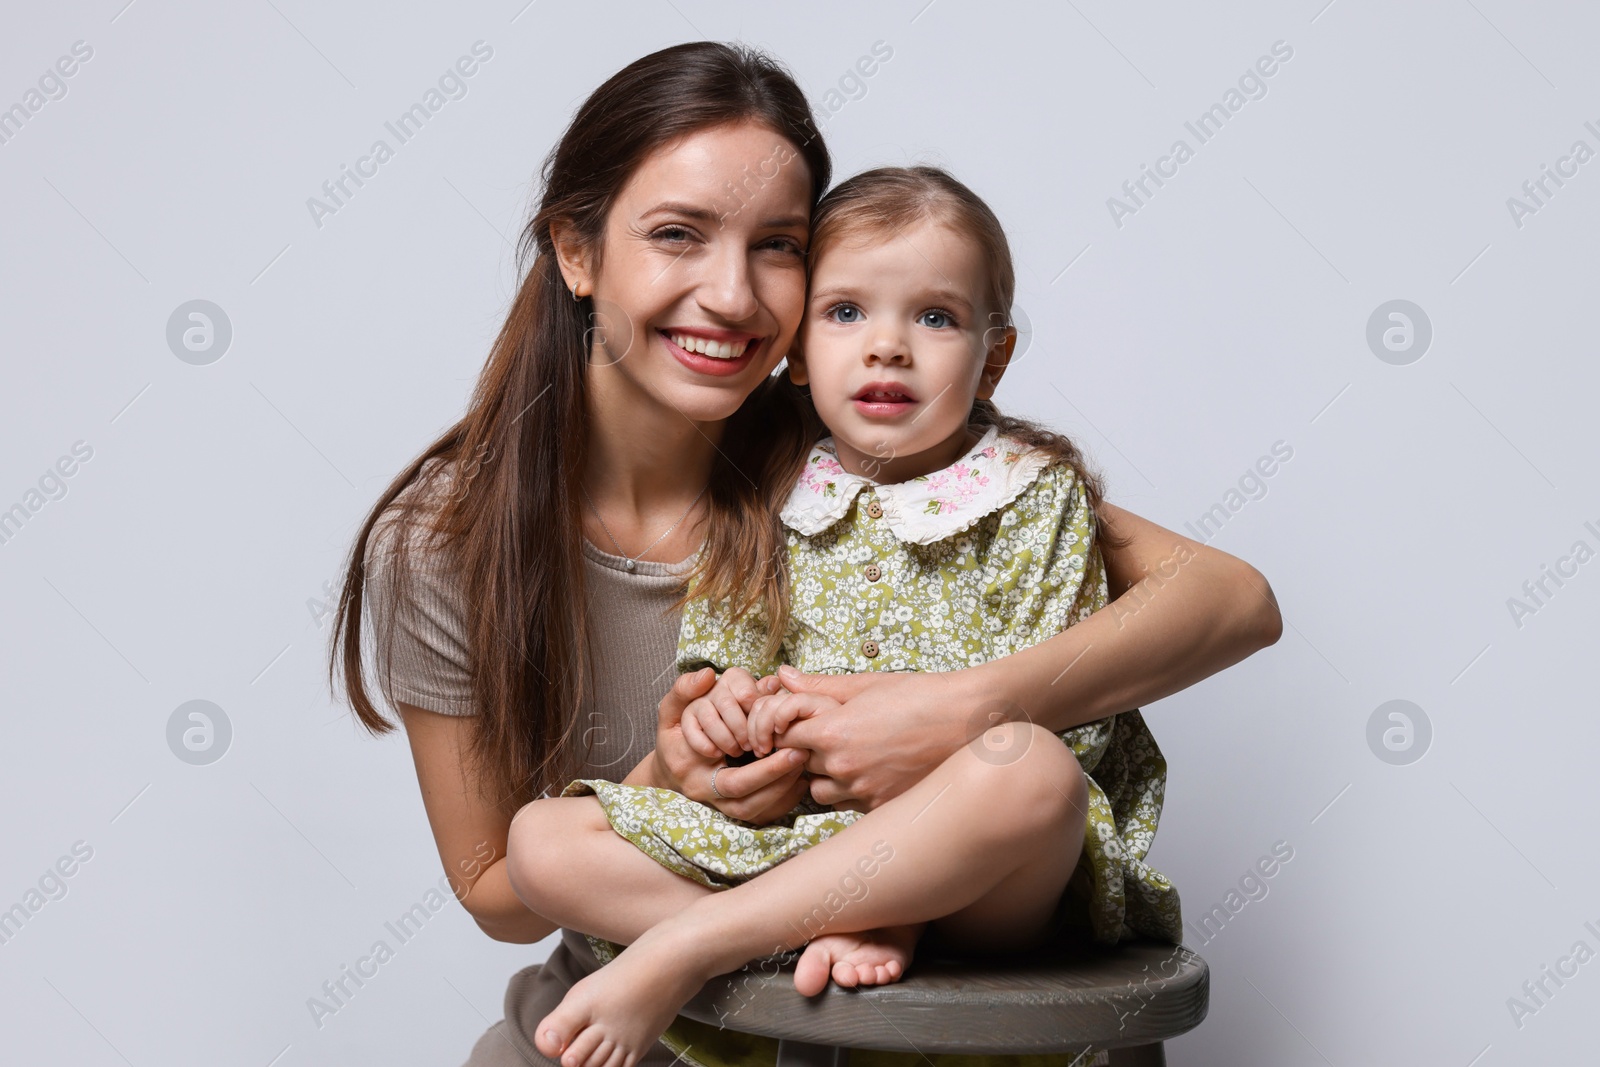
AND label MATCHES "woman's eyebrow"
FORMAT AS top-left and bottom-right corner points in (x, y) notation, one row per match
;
(643, 202), (808, 230)
(642, 201), (719, 224)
